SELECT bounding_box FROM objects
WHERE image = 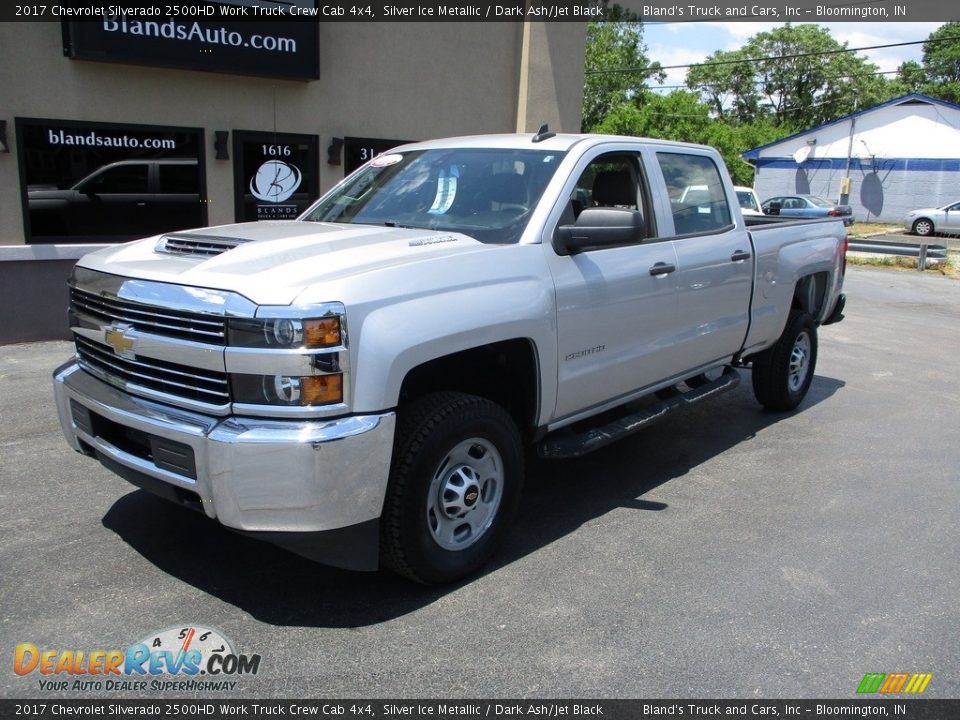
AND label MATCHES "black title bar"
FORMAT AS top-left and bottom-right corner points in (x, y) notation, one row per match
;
(3, 700), (960, 720)
(3, 0), (957, 22)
